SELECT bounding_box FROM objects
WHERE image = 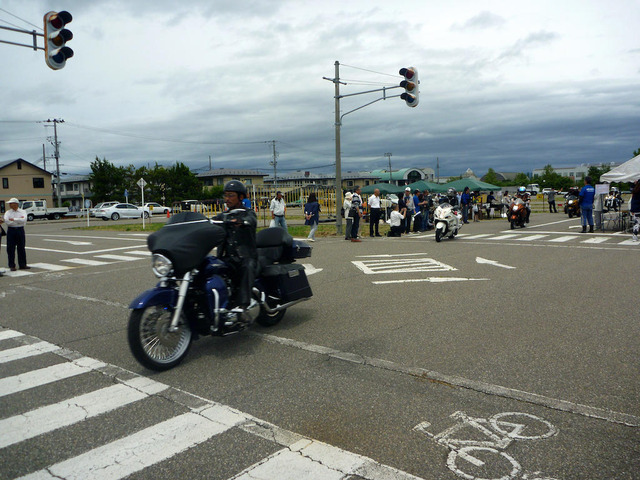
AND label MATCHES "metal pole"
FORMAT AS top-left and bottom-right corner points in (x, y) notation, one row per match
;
(42, 144), (46, 171)
(53, 120), (61, 208)
(385, 153), (392, 183)
(334, 61), (343, 235)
